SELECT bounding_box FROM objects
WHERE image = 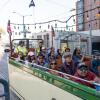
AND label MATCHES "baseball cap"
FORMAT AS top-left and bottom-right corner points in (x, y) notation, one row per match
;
(28, 51), (35, 56)
(42, 46), (46, 50)
(77, 63), (88, 70)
